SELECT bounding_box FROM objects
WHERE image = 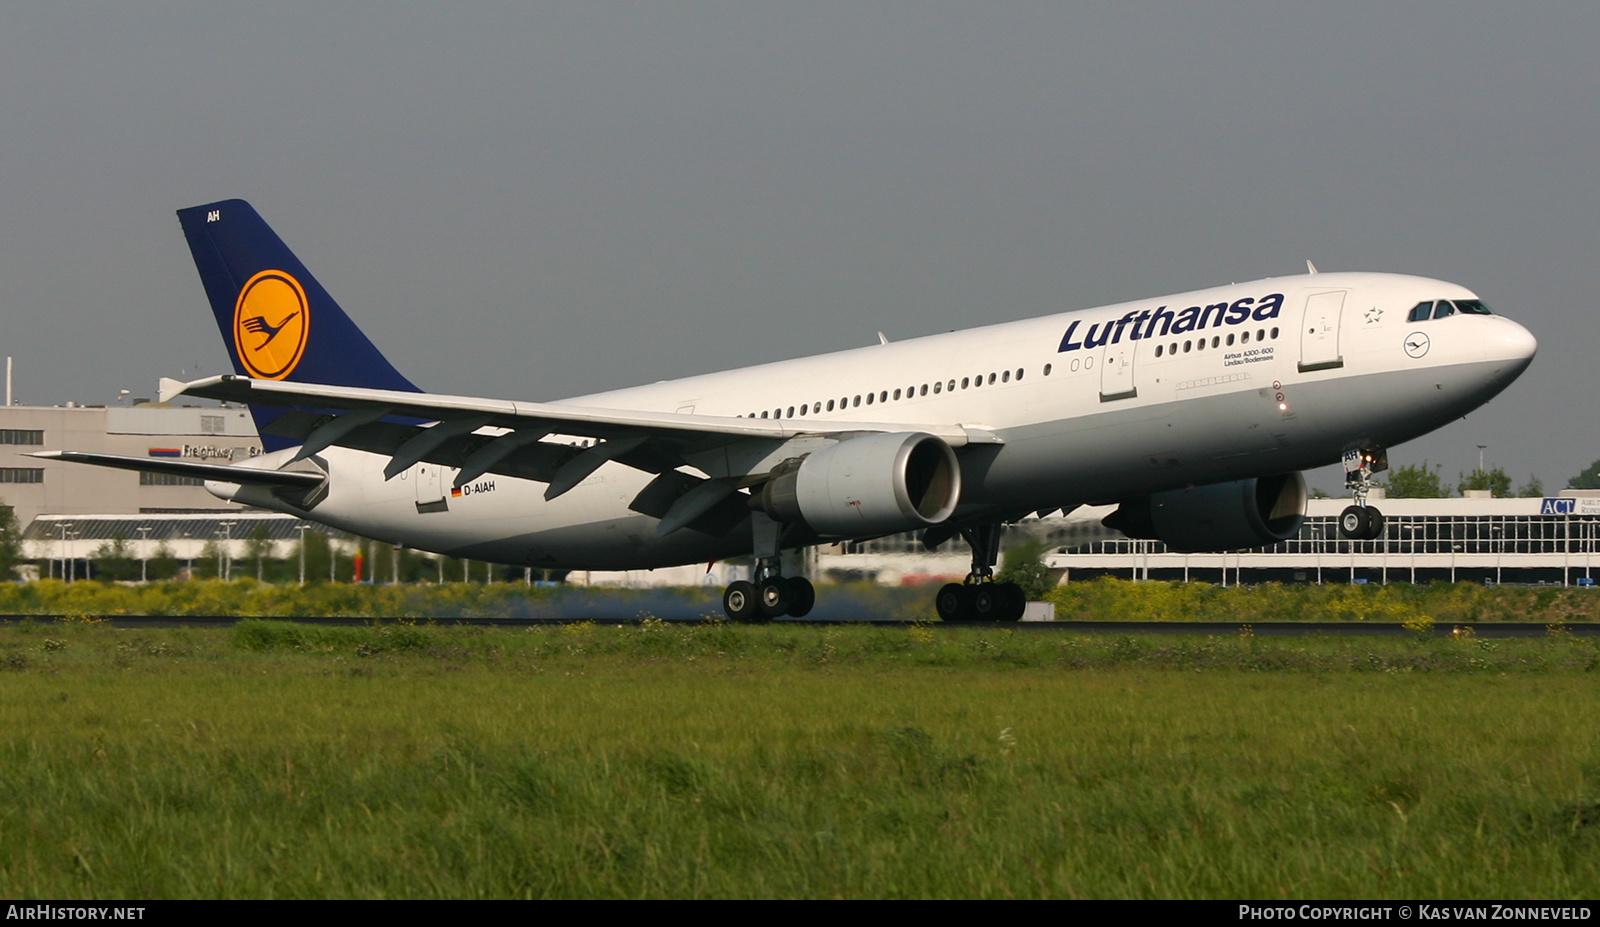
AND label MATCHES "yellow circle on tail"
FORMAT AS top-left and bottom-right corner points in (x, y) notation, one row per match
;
(232, 270), (310, 379)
